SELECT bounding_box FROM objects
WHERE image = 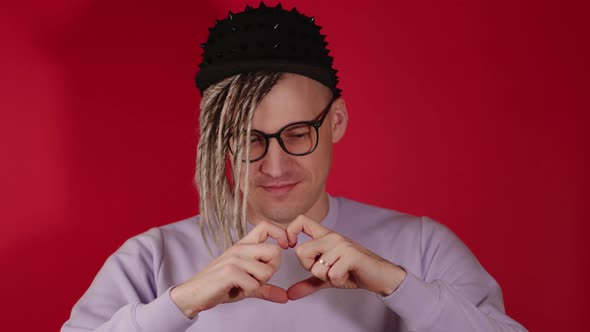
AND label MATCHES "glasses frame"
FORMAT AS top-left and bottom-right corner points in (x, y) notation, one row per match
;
(230, 97), (336, 163)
